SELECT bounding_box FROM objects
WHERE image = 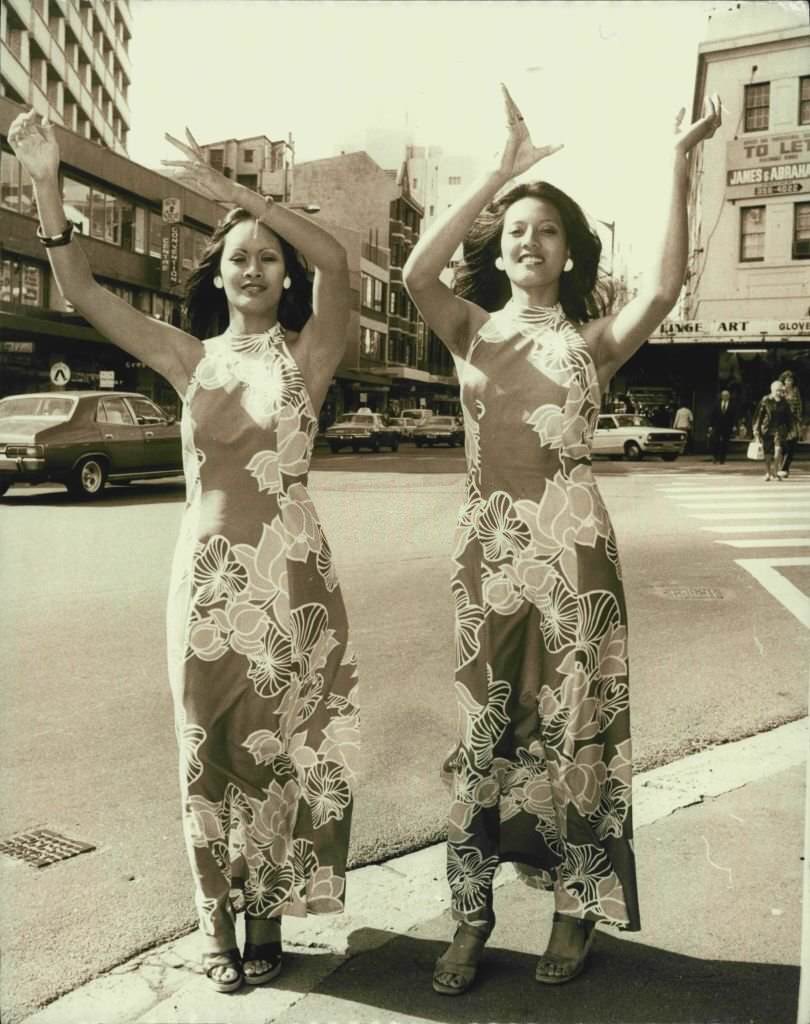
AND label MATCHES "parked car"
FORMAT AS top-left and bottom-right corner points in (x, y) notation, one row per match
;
(0, 391), (182, 498)
(591, 414), (686, 461)
(324, 412), (400, 453)
(397, 408), (434, 438)
(413, 415), (465, 448)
